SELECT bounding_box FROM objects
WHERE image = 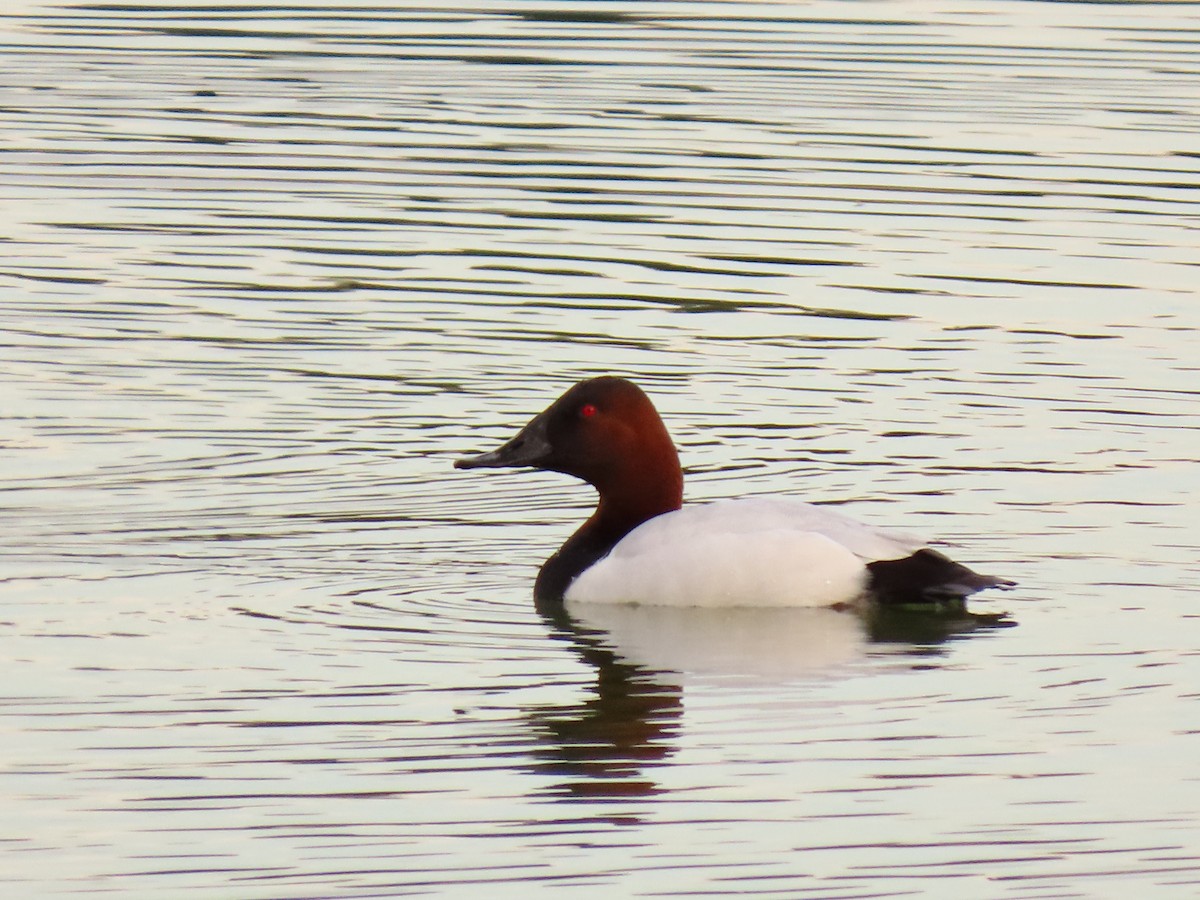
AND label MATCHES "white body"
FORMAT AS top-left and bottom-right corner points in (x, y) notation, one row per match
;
(564, 497), (927, 608)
